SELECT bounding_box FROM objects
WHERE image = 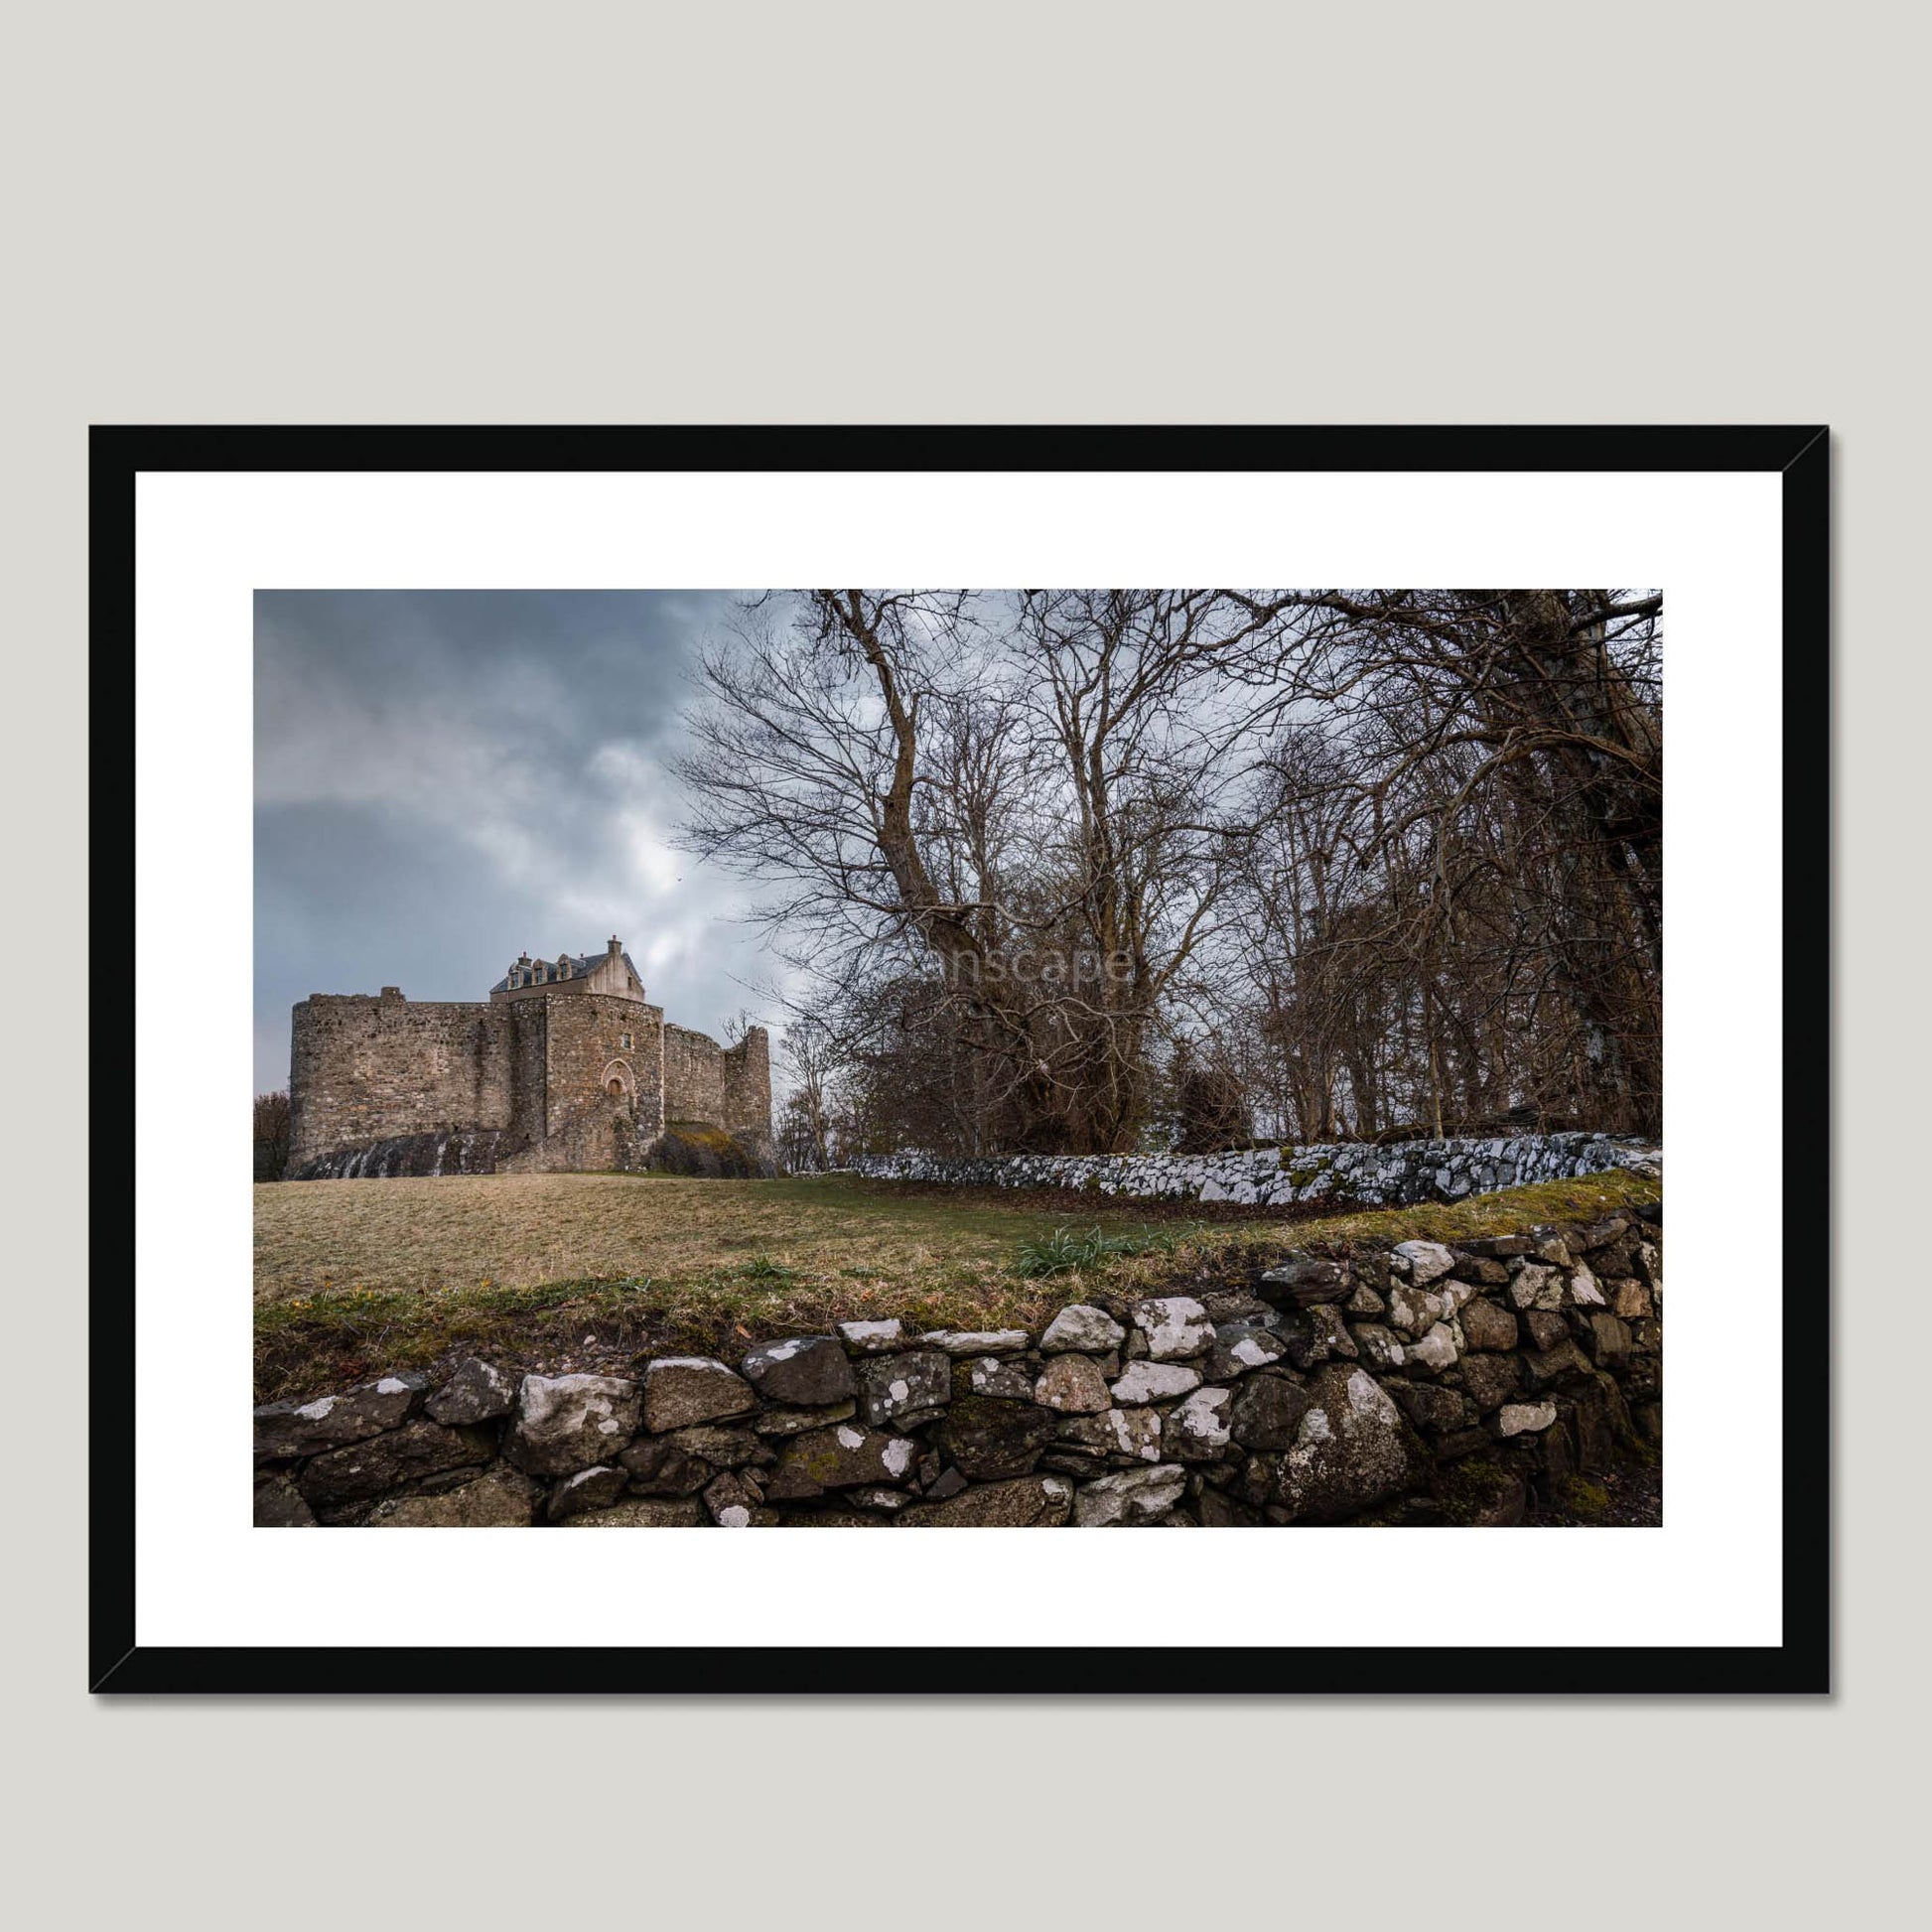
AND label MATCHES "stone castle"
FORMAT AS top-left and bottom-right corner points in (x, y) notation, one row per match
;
(287, 938), (771, 1178)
